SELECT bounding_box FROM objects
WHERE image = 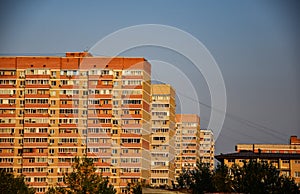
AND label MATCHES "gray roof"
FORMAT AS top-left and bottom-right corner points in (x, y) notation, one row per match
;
(215, 151), (300, 162)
